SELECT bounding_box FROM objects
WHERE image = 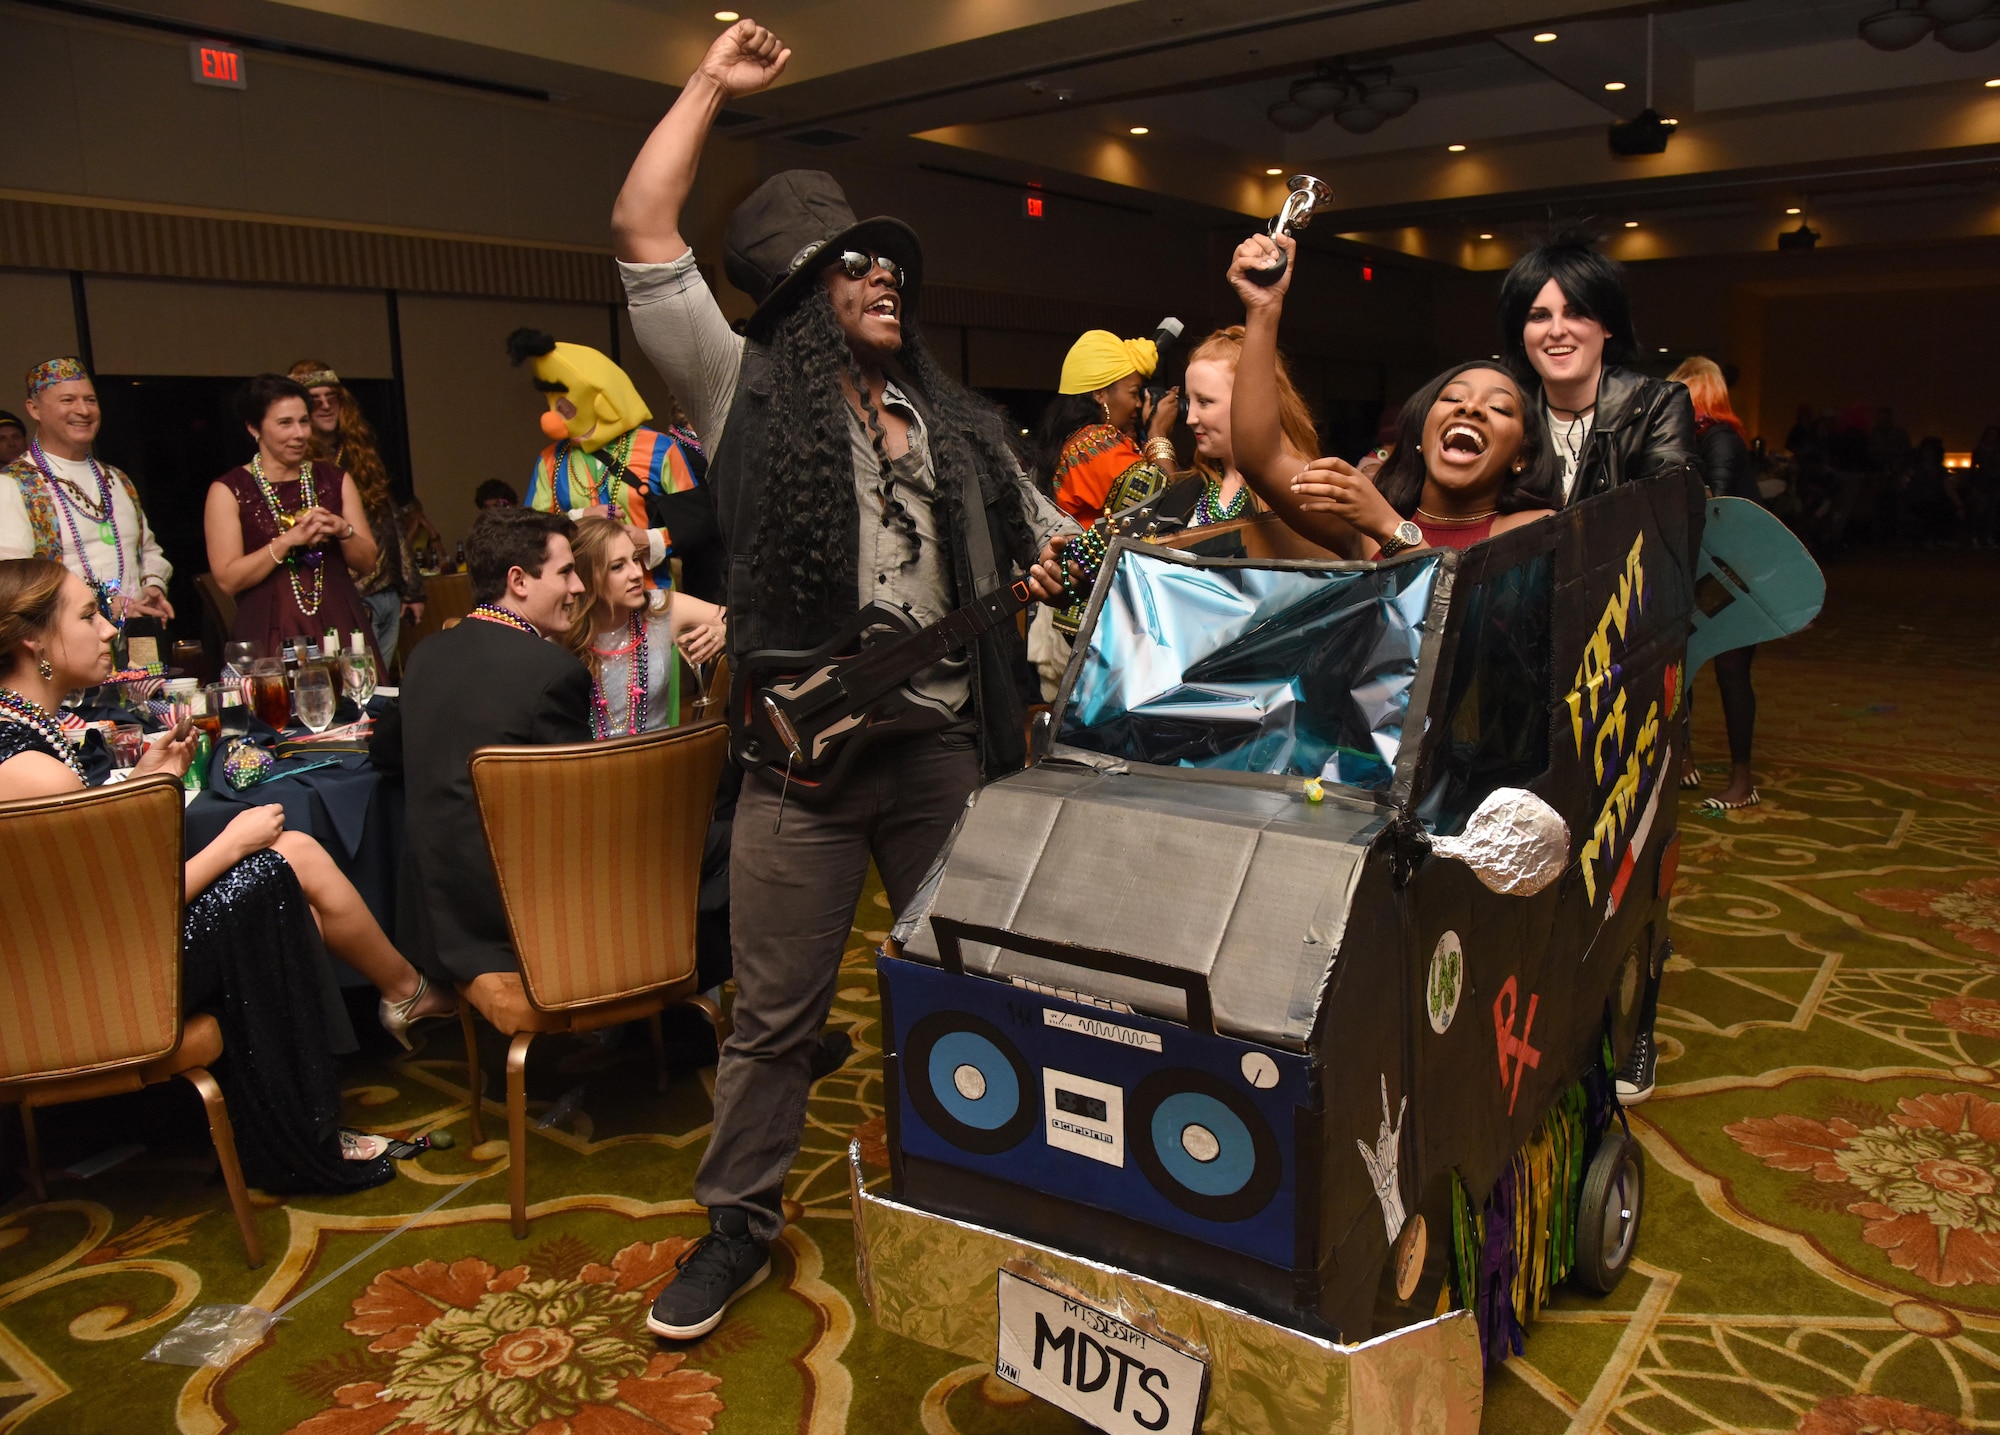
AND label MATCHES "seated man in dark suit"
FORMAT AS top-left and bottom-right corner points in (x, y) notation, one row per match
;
(387, 507), (590, 999)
